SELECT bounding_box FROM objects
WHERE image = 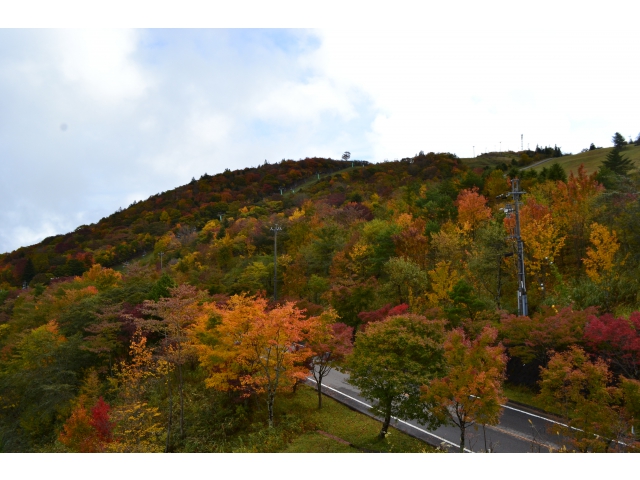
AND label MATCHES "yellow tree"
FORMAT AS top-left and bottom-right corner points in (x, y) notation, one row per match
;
(583, 222), (621, 284)
(106, 328), (168, 452)
(551, 165), (604, 269)
(518, 198), (565, 287)
(425, 260), (460, 309)
(482, 170), (509, 207)
(194, 295), (315, 427)
(431, 221), (466, 266)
